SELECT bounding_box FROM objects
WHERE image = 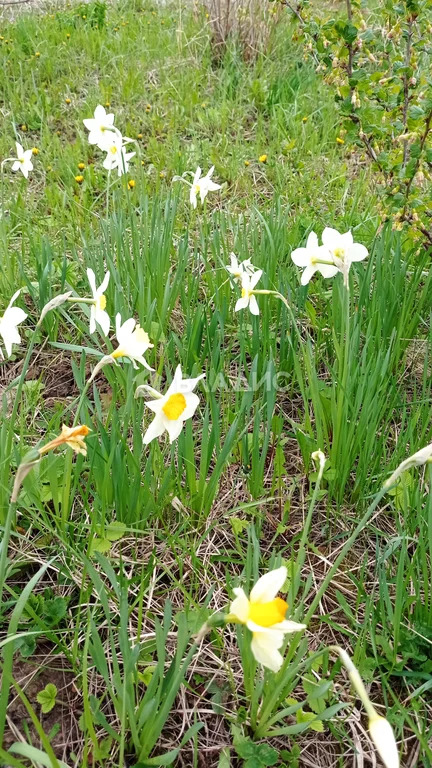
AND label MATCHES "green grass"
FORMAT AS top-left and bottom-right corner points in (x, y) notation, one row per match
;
(0, 1), (431, 767)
